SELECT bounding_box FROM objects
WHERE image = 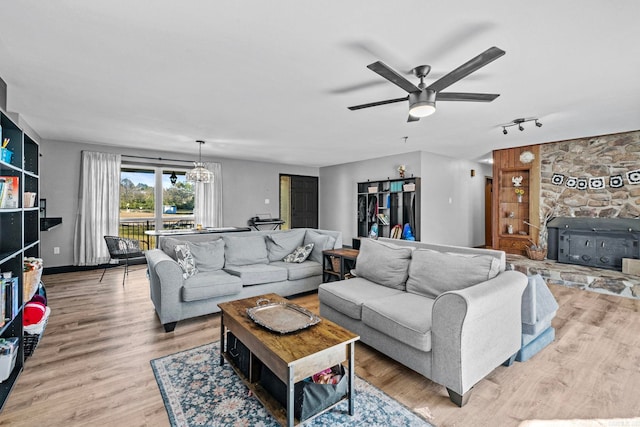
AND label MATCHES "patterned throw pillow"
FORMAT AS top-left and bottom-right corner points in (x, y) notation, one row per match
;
(175, 244), (198, 279)
(283, 243), (314, 263)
